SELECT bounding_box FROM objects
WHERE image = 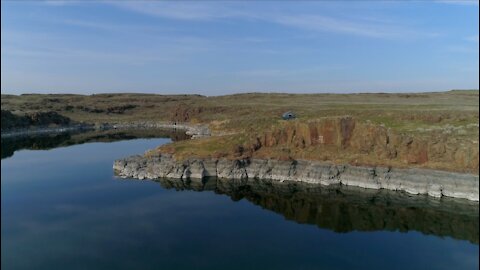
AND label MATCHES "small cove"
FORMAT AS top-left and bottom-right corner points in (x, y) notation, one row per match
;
(1, 131), (478, 270)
